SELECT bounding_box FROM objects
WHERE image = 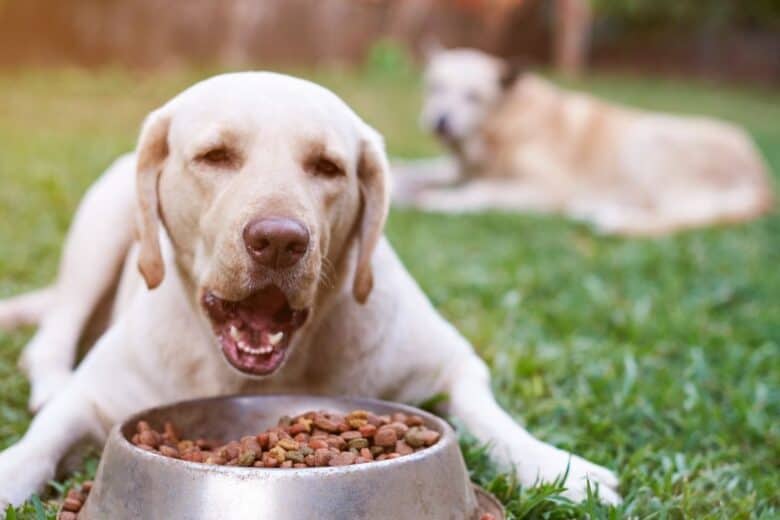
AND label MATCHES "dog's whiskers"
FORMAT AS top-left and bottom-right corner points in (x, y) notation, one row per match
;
(318, 258), (336, 289)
